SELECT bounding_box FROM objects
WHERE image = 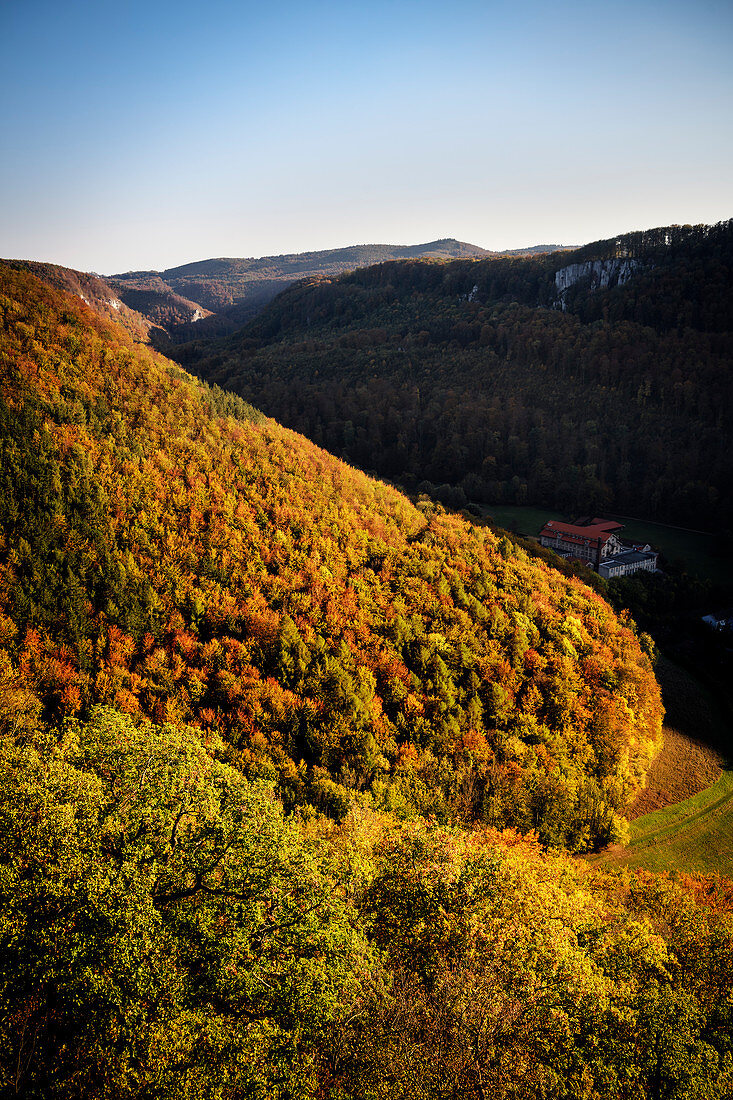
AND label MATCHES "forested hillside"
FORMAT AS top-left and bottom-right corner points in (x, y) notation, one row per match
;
(179, 221), (733, 529)
(2, 259), (156, 341)
(111, 239), (508, 340)
(0, 262), (663, 849)
(2, 261), (733, 1100)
